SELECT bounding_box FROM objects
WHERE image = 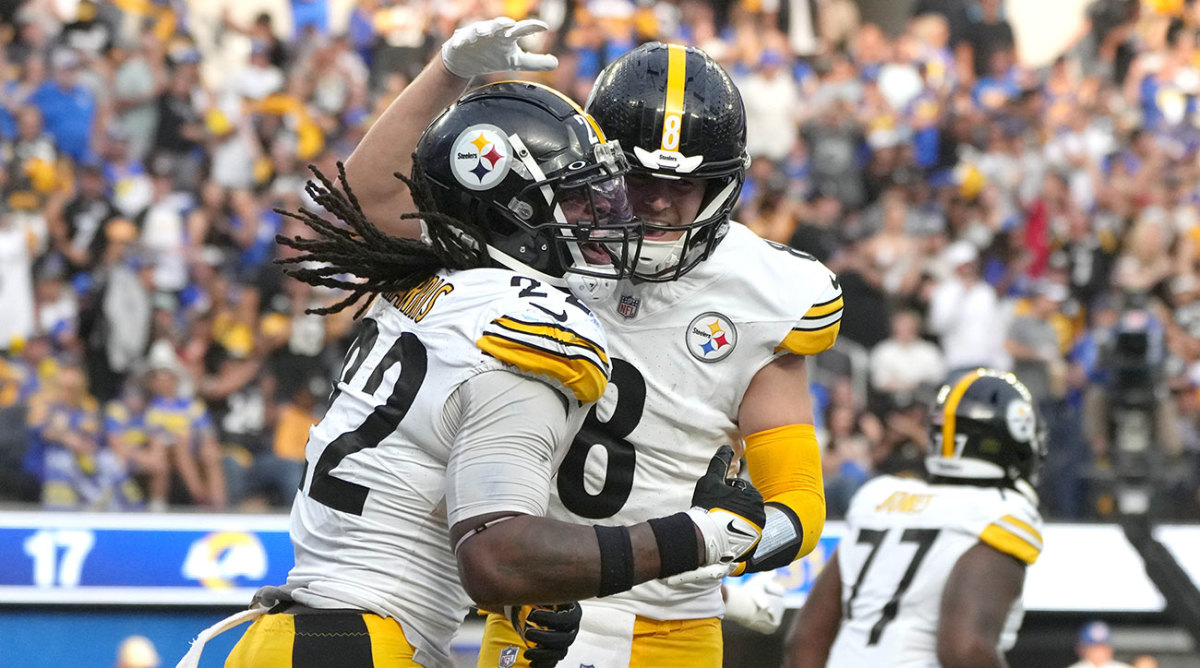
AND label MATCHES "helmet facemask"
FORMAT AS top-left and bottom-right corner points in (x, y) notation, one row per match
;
(497, 138), (643, 302)
(629, 166), (745, 282)
(415, 81), (645, 304)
